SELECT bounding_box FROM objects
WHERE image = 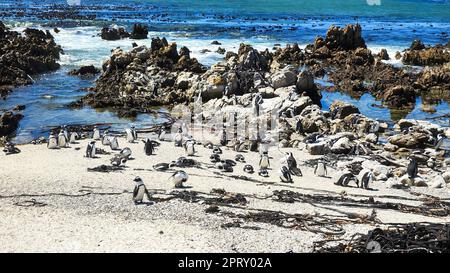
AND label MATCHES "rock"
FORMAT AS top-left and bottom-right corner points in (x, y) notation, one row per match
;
(410, 40), (425, 51)
(399, 174), (414, 186)
(12, 105), (26, 111)
(384, 143), (399, 152)
(68, 65), (100, 76)
(442, 172), (450, 183)
(300, 105), (329, 133)
(270, 67), (297, 89)
(402, 44), (450, 66)
(413, 178), (428, 187)
(322, 24), (366, 51)
(329, 101), (360, 119)
(211, 41), (221, 45)
(331, 137), (353, 154)
(130, 24), (148, 39)
(365, 133), (378, 144)
(376, 48), (390, 60)
(430, 176), (446, 188)
(386, 178), (402, 188)
(216, 47), (226, 54)
(382, 85), (415, 108)
(395, 51), (402, 60)
(296, 70), (315, 91)
(0, 111), (23, 137)
(100, 26), (129, 40)
(306, 141), (330, 155)
(388, 126), (434, 149)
